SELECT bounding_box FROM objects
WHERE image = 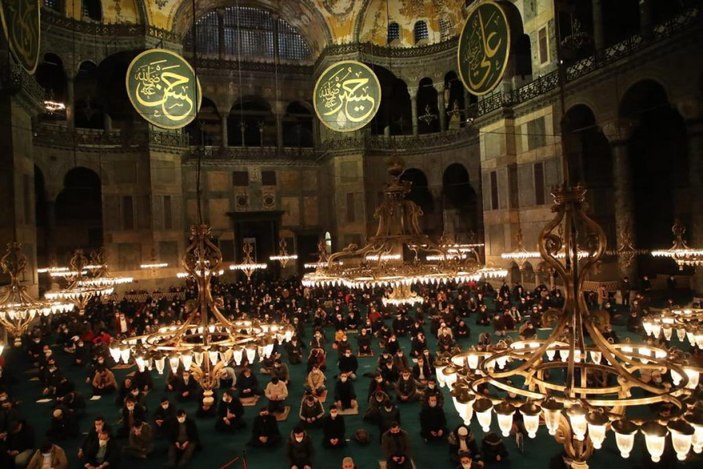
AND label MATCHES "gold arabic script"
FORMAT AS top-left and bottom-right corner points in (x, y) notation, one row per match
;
(133, 59), (194, 122)
(318, 66), (377, 128)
